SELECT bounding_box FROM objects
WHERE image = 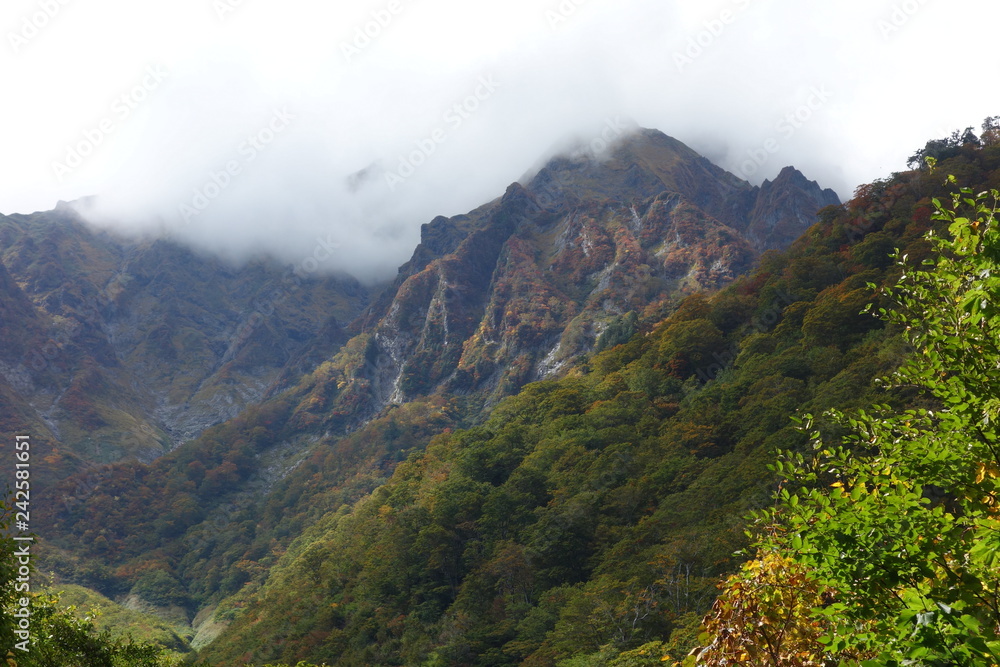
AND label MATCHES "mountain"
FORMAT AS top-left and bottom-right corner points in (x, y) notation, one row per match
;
(198, 138), (1000, 665)
(0, 128), (835, 481)
(0, 257), (59, 463)
(13, 127), (844, 660)
(0, 205), (369, 479)
(341, 128), (839, 412)
(745, 165), (843, 249)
